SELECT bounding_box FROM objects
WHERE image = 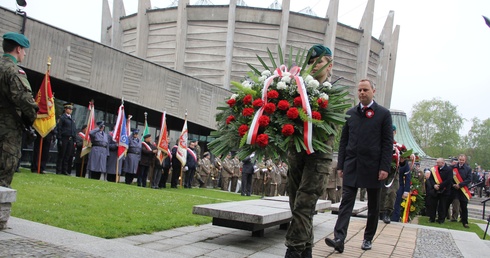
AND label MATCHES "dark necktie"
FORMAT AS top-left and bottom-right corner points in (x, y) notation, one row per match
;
(362, 106), (367, 112)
